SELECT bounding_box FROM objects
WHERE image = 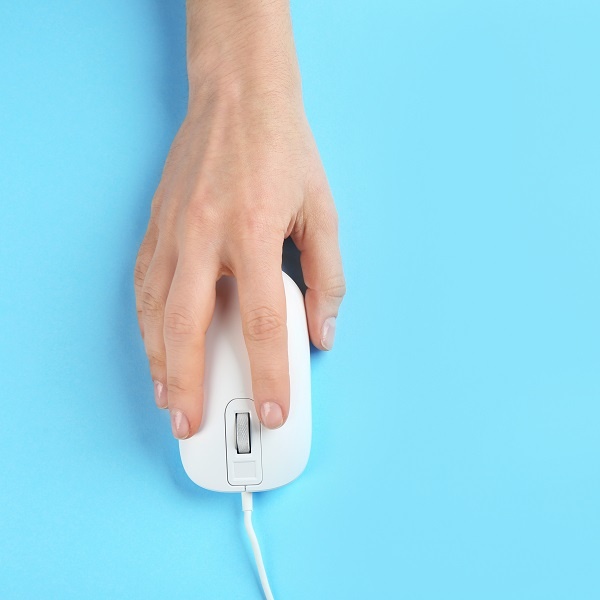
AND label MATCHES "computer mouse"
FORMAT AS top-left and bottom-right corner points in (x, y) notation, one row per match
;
(179, 272), (312, 492)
